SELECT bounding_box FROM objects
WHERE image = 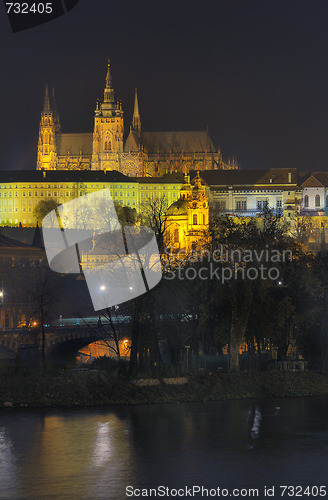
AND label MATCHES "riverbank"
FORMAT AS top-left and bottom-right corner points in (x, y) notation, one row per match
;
(1, 368), (328, 408)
